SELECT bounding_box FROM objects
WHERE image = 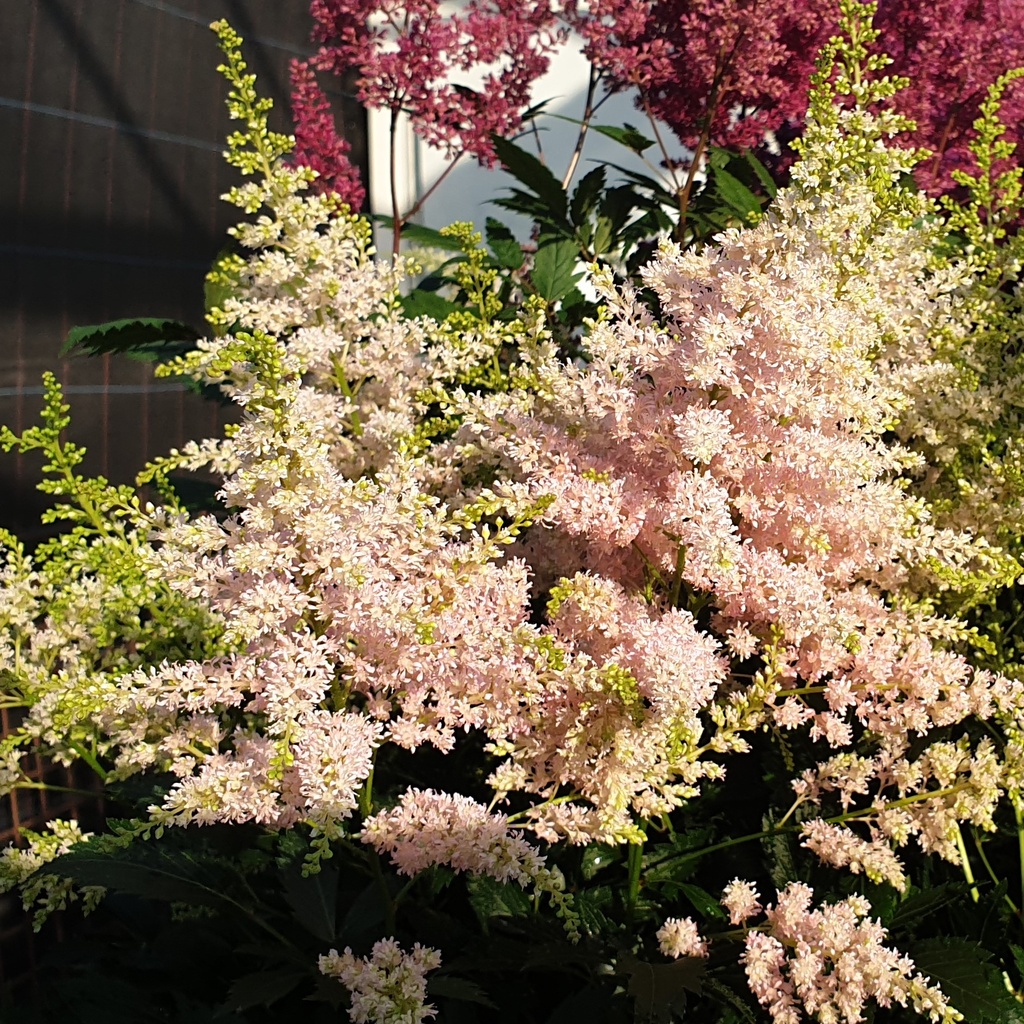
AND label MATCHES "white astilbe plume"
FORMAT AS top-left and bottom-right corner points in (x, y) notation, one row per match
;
(320, 938), (441, 1024)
